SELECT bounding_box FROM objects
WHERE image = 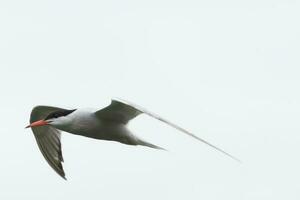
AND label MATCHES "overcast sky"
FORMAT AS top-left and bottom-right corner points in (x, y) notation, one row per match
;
(1, 0), (300, 199)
